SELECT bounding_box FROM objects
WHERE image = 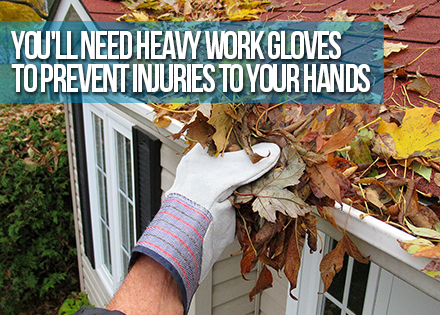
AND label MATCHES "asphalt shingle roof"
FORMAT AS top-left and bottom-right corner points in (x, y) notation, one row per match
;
(80, 0), (440, 106)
